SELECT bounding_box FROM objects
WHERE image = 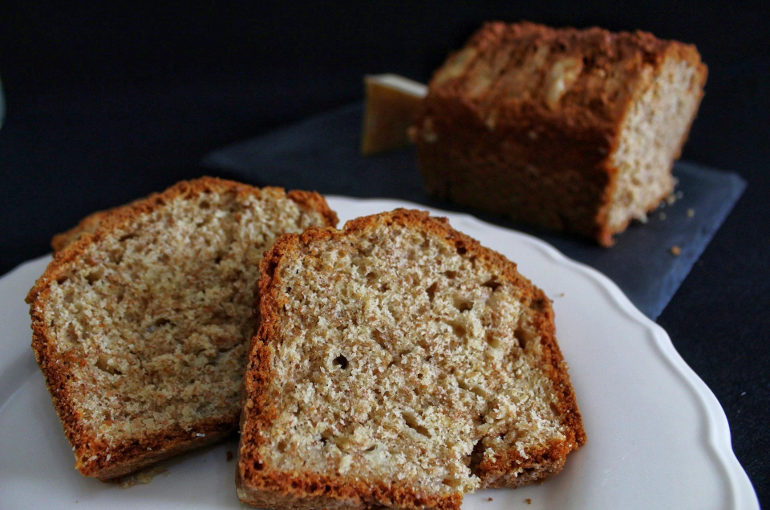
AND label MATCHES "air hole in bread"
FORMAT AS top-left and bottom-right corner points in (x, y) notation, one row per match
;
(453, 296), (473, 312)
(146, 318), (172, 334)
(450, 321), (466, 337)
(466, 438), (485, 472)
(333, 355), (349, 369)
(426, 282), (439, 301)
(485, 331), (501, 348)
(402, 411), (431, 438)
(95, 355), (122, 376)
(514, 326), (530, 349)
(482, 277), (502, 291)
(85, 270), (103, 285)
